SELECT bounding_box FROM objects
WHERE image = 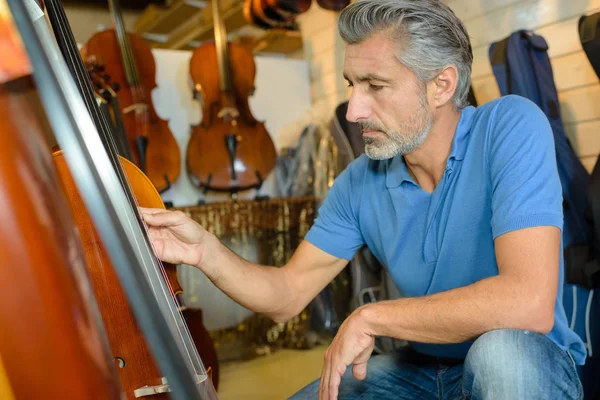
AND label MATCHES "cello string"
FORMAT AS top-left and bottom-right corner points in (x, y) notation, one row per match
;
(48, 0), (206, 376)
(81, 1), (206, 376)
(48, 0), (123, 175)
(108, 0), (151, 158)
